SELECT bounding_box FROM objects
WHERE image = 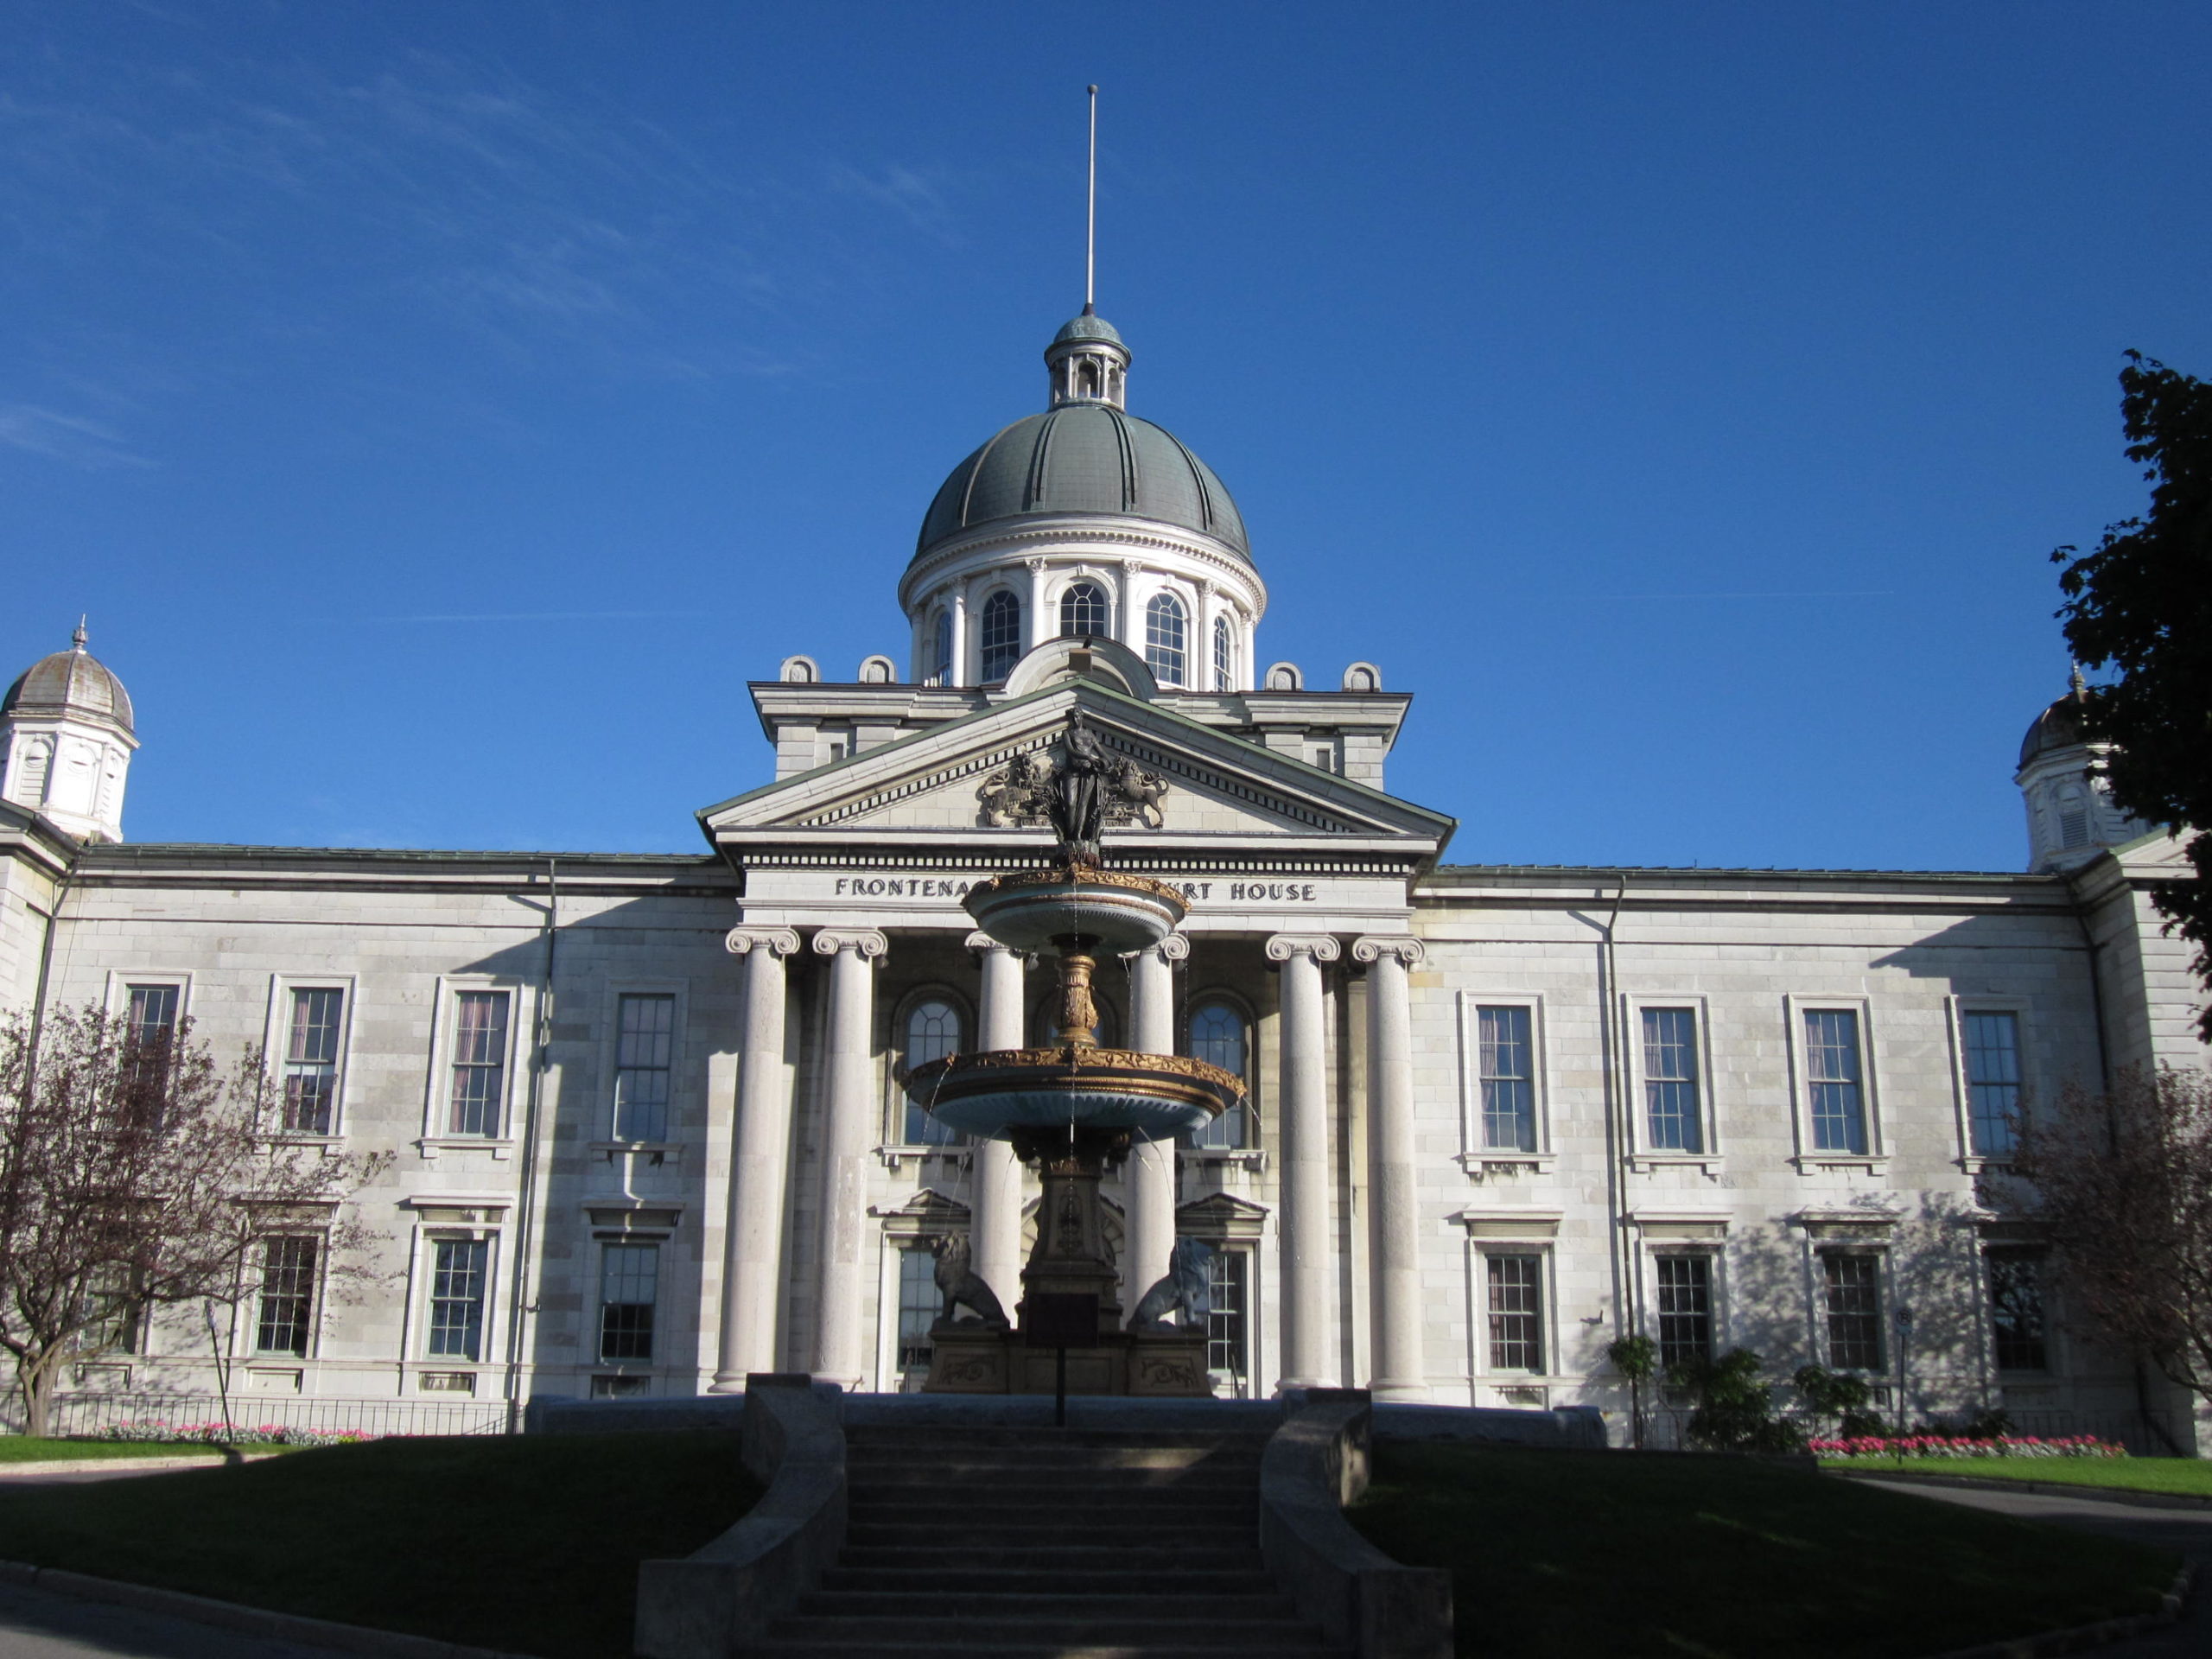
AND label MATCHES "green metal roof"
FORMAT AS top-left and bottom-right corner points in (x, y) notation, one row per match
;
(1051, 310), (1126, 348)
